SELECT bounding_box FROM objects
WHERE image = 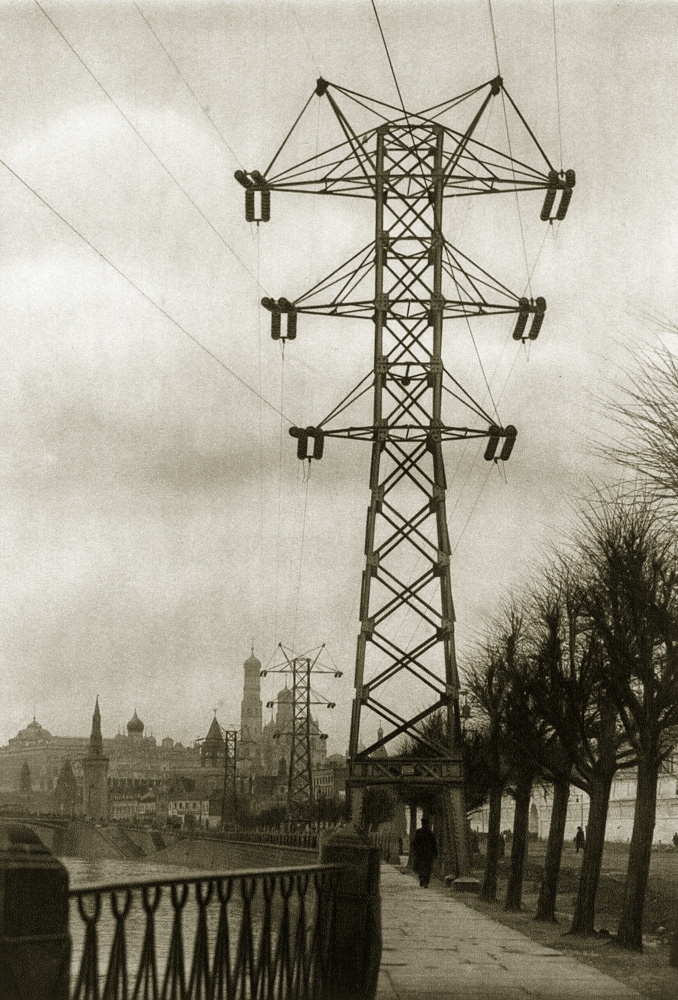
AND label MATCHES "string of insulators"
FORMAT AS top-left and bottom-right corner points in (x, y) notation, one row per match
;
(512, 296), (546, 341)
(540, 168), (576, 222)
(234, 170), (271, 222)
(289, 426), (325, 460)
(262, 297), (297, 341)
(484, 424), (517, 462)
